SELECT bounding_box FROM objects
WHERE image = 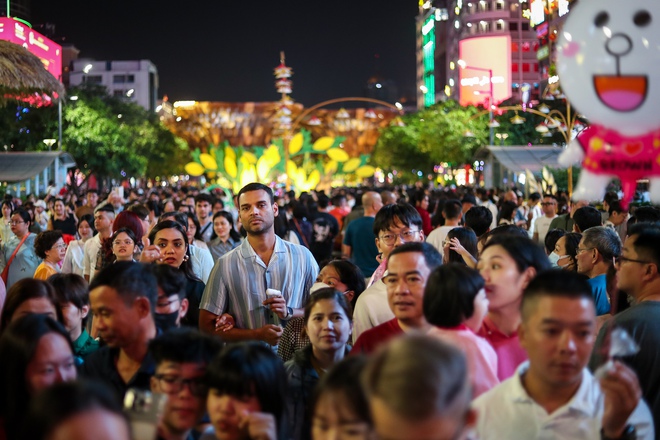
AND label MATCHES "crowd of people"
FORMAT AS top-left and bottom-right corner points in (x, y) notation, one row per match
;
(0, 180), (658, 440)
